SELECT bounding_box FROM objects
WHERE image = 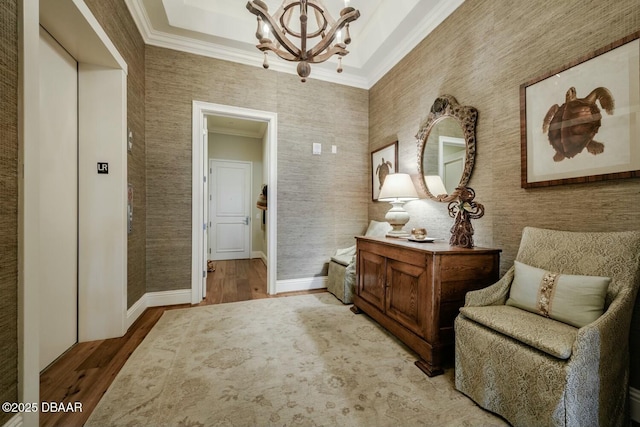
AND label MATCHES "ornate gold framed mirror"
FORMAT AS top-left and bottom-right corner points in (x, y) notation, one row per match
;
(416, 95), (478, 202)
